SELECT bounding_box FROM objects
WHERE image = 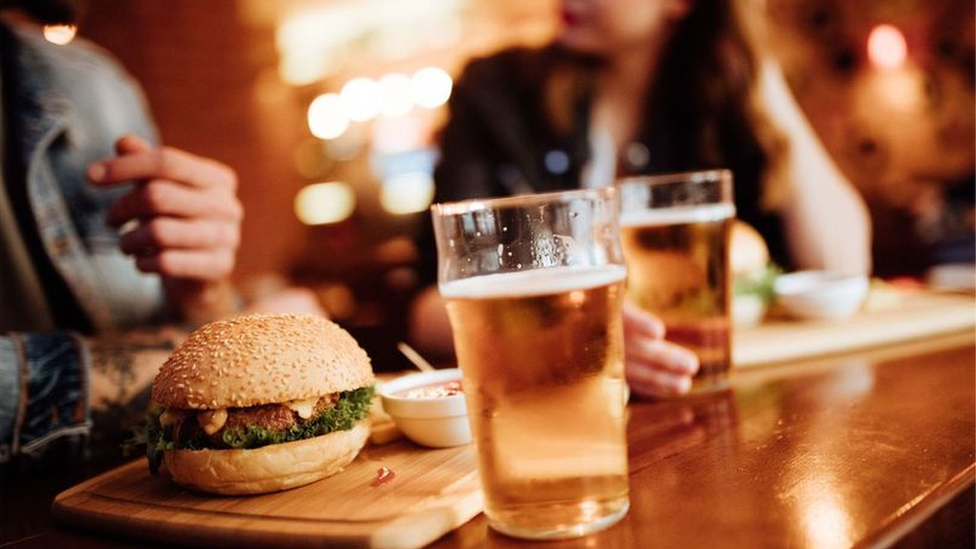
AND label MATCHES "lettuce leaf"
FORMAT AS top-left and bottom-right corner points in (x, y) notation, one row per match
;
(219, 386), (374, 449)
(733, 263), (782, 303)
(126, 386), (374, 476)
(122, 403), (172, 475)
